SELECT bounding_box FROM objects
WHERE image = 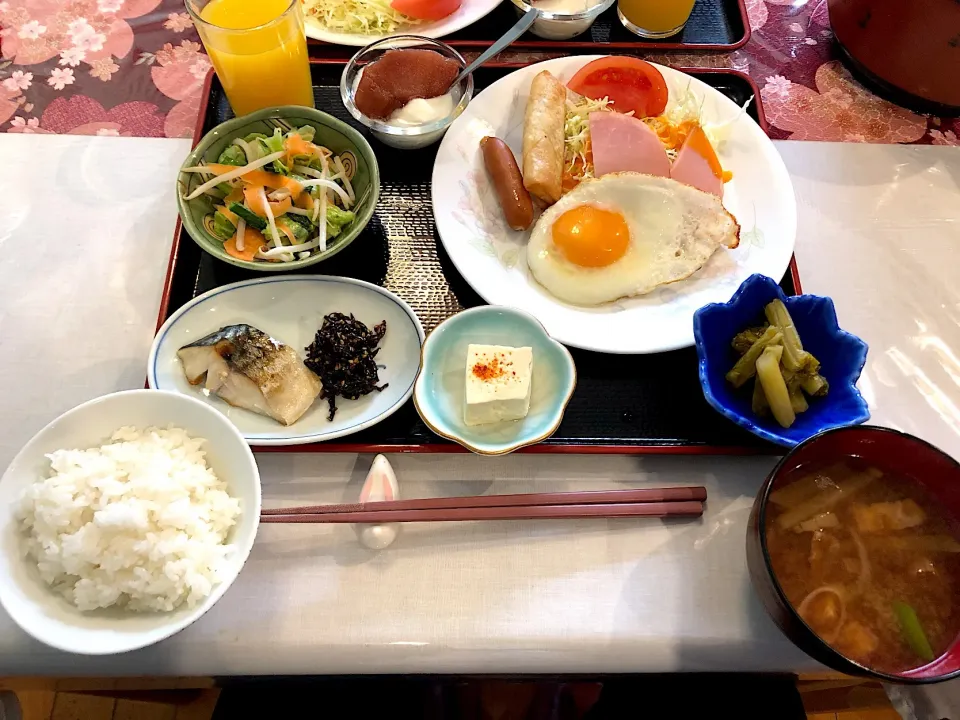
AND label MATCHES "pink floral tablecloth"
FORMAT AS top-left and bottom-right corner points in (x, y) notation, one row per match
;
(1, 0), (957, 144)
